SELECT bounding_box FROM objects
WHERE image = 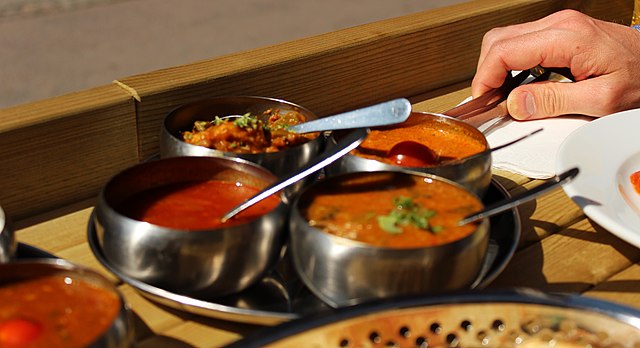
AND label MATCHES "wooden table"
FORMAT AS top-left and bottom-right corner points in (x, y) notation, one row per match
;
(3, 0), (640, 347)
